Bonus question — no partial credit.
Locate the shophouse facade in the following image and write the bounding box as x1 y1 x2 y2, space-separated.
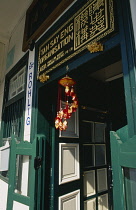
0 0 136 209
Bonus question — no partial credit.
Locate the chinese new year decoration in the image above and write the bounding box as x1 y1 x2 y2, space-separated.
55 75 78 131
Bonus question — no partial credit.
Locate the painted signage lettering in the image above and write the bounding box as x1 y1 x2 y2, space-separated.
24 51 35 142
26 68 33 125
38 0 114 78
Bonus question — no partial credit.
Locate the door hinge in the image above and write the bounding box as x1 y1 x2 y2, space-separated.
108 165 113 189
34 156 42 170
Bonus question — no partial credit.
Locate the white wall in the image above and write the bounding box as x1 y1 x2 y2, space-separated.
6 15 26 74
0 179 8 210
0 14 27 128
0 42 8 129
0 42 6 83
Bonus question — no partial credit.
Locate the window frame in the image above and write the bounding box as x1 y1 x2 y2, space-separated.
0 53 29 180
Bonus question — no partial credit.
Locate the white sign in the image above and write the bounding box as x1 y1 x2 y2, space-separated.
24 50 35 142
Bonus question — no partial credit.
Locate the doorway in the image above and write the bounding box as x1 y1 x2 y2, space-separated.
37 47 127 210
77 73 126 209
57 59 126 210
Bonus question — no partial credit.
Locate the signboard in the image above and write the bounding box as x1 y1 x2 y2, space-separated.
37 0 114 79
24 50 35 142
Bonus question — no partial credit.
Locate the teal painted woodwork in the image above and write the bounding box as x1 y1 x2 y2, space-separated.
110 130 126 210
0 53 28 181
35 135 46 209
110 126 136 210
110 0 136 208
116 0 136 137
6 135 45 210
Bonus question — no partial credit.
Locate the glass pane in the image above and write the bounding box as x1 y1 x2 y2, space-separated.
84 170 95 197
83 145 94 168
14 155 31 197
98 194 108 210
124 167 136 210
94 123 105 143
97 168 107 192
95 145 106 166
84 198 96 210
81 121 94 143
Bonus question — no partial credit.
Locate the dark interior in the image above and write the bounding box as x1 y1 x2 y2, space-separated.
38 45 127 132
76 75 127 131
69 45 127 131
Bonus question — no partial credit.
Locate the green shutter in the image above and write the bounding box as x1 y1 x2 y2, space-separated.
6 135 46 210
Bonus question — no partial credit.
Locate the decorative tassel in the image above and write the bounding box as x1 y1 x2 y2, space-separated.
55 75 78 131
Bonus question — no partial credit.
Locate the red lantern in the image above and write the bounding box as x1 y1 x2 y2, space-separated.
55 75 78 131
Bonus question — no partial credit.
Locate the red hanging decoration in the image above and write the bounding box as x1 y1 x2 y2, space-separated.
55 75 78 131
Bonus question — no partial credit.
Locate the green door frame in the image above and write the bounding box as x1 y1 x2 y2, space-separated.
110 0 136 209
110 127 136 210
117 0 136 137
6 135 46 210
7 136 37 210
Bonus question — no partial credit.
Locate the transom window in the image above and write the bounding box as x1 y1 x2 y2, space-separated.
8 66 25 100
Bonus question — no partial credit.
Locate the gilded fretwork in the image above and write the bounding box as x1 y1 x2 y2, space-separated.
38 72 49 83
87 42 103 53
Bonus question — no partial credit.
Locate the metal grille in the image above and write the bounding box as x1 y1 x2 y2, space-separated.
3 97 24 143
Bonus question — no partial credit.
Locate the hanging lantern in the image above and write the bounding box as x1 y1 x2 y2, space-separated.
55 75 78 131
